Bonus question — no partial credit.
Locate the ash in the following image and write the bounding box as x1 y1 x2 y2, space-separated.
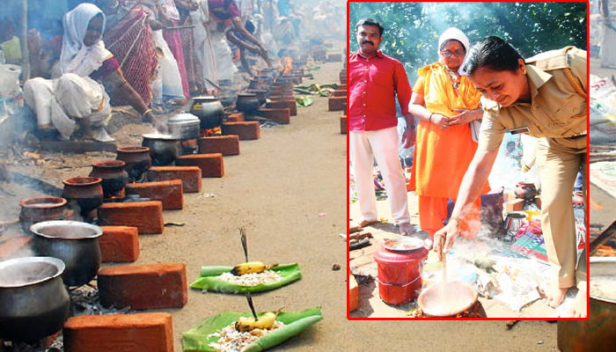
2 283 133 351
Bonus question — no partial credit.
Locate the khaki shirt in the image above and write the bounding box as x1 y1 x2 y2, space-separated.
478 47 587 152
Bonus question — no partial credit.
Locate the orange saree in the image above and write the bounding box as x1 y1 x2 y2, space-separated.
410 62 490 237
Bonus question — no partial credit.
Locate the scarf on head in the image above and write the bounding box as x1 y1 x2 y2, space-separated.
60 3 113 76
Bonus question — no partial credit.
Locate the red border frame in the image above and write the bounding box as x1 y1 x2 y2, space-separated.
346 0 591 321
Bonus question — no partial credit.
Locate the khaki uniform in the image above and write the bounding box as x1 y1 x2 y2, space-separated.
479 47 587 289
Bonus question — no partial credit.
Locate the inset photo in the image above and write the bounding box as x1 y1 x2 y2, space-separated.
347 1 589 319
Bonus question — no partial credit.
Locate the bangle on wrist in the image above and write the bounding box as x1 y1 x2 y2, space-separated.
142 108 153 117
429 113 434 124
406 124 415 130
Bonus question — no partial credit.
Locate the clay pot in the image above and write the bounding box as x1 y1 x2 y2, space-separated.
19 197 68 233
89 160 129 198
62 177 103 219
514 182 537 201
116 146 152 182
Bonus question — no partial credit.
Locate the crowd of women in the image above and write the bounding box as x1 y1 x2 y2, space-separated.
1 0 344 141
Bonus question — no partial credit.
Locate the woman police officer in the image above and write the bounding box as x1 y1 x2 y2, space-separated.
434 36 587 317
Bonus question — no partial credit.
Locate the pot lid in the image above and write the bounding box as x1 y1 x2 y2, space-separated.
168 113 199 123
142 133 178 140
193 95 220 102
374 238 429 262
383 237 425 253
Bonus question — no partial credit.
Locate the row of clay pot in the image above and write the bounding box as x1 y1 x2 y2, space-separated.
19 147 153 230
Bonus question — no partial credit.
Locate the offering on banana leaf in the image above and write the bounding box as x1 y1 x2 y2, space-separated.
182 307 323 352
192 228 301 293
190 263 301 293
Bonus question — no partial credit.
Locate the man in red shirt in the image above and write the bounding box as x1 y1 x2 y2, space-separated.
349 18 416 235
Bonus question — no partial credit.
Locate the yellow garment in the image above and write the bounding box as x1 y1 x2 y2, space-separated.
410 62 489 198
1 36 22 61
418 62 481 117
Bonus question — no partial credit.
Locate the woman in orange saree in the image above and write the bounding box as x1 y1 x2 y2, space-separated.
408 28 490 239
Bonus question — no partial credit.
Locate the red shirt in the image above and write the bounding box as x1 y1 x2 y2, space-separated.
348 50 412 131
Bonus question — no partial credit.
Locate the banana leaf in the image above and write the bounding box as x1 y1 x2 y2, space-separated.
190 263 301 293
182 307 323 352
295 96 313 107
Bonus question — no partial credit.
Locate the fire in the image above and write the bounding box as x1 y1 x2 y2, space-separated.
278 57 293 75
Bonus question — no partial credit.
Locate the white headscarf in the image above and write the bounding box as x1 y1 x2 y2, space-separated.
60 3 112 76
438 27 470 54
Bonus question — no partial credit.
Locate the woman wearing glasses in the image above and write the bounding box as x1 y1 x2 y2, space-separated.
408 28 490 240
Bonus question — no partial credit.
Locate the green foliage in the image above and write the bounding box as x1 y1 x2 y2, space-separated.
349 2 587 83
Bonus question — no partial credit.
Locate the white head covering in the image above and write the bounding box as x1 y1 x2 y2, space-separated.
438 27 470 54
60 3 112 76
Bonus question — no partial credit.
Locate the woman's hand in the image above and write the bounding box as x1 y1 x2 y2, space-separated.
431 114 450 129
447 109 481 127
401 128 416 149
433 218 461 260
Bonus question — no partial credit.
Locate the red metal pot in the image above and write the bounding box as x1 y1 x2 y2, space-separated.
373 243 429 305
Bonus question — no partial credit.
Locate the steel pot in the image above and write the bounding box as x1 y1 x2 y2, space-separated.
190 96 224 130
142 133 179 166
167 112 200 140
236 93 260 115
0 257 70 342
558 257 616 352
31 220 103 287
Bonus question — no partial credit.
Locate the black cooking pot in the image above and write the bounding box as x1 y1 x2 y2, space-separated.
0 257 70 342
142 133 180 166
246 89 268 105
236 93 260 115
31 220 103 287
190 96 224 130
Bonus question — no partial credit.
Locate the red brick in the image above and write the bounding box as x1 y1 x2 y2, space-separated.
270 87 294 96
147 166 202 193
198 135 240 156
63 313 173 352
175 153 224 178
222 121 260 140
340 115 347 135
98 201 164 234
349 274 359 312
125 180 183 210
268 93 294 100
258 108 290 124
534 196 542 209
339 70 347 84
266 100 297 116
339 83 347 90
98 263 187 310
227 112 244 122
0 236 32 258
505 199 525 212
271 81 294 90
99 226 139 263
332 89 346 97
329 96 346 111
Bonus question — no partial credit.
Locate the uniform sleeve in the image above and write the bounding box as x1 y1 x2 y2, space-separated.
413 76 425 96
393 61 412 115
568 47 587 93
477 101 507 152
